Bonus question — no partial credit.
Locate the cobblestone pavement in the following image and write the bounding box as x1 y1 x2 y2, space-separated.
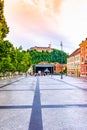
0 75 87 130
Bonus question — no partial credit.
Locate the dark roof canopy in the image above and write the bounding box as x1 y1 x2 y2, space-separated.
35 64 54 67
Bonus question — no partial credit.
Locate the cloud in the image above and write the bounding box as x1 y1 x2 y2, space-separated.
4 0 63 34
32 0 40 5
5 0 75 53
53 0 63 13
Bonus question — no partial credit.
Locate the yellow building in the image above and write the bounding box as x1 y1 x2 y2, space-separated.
67 48 80 77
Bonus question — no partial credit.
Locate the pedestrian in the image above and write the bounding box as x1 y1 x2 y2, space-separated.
25 73 27 77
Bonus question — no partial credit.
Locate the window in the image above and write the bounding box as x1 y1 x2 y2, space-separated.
81 47 84 54
86 46 87 52
86 56 87 60
86 66 87 72
54 66 56 71
82 57 84 62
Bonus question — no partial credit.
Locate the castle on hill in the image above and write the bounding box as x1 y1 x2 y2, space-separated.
30 44 52 52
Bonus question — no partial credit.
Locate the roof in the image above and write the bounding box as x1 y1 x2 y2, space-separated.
30 46 50 49
44 68 50 72
39 62 49 64
79 38 87 46
35 64 54 67
69 48 80 57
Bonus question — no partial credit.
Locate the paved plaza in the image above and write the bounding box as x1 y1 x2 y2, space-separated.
0 75 87 130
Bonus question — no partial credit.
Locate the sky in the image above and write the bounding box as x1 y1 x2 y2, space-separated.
4 0 87 54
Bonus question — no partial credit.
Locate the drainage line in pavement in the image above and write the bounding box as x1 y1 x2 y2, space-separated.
28 76 43 130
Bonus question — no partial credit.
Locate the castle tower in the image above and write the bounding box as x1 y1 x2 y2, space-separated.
48 44 51 48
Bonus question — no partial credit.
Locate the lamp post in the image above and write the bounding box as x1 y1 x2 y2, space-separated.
51 64 52 76
51 54 52 76
76 64 79 77
60 41 63 79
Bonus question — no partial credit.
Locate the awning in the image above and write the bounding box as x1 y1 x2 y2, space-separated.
44 68 50 73
35 64 54 67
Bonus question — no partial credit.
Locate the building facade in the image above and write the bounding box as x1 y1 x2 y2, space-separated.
67 48 80 77
53 62 67 74
79 38 87 77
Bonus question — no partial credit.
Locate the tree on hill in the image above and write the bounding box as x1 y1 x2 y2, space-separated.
28 48 68 64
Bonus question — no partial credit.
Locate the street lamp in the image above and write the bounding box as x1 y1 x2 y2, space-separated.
51 64 52 76
60 41 63 79
50 54 52 76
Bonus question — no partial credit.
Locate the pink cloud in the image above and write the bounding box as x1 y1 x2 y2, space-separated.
5 0 63 34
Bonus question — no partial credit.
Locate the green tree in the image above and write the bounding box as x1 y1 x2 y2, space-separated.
20 52 32 72
28 49 68 64
0 40 14 59
15 48 32 73
0 56 16 73
0 40 16 73
0 0 9 40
